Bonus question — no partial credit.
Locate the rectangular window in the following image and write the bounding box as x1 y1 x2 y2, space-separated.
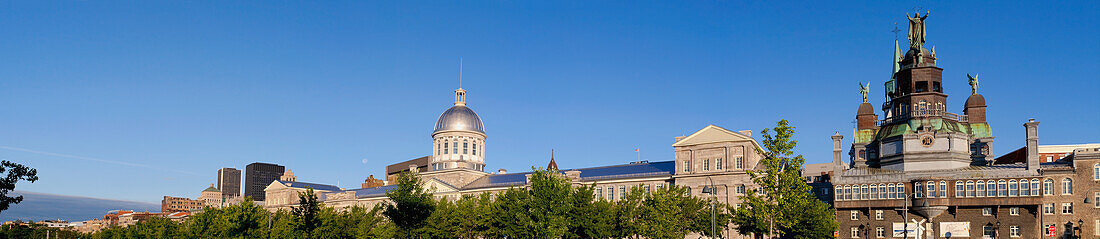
1043 203 1054 214
619 186 626 200
983 225 994 238
1009 207 1019 215
915 183 923 198
683 160 691 172
1010 226 1020 237
851 227 859 238
737 185 746 194
716 158 723 170
643 184 651 194
1062 203 1073 214
596 188 603 200
875 210 883 220
876 227 885 238
608 187 615 200
1095 192 1100 208
736 156 744 169
982 207 992 216
703 159 710 171
851 211 859 220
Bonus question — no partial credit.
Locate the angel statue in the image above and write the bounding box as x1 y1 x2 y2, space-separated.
859 82 869 103
967 73 979 94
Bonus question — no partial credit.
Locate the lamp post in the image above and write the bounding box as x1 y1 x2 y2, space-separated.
701 176 717 239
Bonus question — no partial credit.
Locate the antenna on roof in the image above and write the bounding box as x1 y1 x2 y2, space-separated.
459 58 463 89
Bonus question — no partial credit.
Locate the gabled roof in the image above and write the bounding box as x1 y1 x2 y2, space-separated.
672 125 762 152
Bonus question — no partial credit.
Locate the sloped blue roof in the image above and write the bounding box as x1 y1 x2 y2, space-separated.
345 185 399 198
276 180 342 191
462 161 675 189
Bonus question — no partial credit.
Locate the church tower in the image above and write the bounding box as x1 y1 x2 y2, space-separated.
849 12 994 171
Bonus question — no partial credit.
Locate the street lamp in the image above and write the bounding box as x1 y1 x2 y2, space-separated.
701 176 717 239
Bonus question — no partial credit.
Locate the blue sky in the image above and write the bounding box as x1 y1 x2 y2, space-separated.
1 1 1097 203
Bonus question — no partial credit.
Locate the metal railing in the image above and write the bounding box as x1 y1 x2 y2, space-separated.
876 110 969 126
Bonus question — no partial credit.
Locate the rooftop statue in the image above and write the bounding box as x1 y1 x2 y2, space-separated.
907 11 929 50
967 73 979 94
859 82 869 103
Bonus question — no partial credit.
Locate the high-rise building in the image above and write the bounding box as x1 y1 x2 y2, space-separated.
217 168 241 197
244 162 285 201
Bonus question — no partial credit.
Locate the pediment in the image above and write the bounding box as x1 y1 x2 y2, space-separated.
424 178 460 193
672 125 754 147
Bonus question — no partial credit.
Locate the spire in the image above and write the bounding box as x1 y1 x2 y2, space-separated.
892 39 902 78
547 149 559 171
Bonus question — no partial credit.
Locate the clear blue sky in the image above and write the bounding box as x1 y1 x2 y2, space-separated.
1 1 1096 203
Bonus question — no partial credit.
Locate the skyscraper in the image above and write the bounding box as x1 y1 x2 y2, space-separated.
244 162 285 201
217 167 242 197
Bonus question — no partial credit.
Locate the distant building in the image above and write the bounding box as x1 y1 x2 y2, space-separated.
117 211 160 227
217 167 242 197
361 175 384 188
279 169 297 182
245 162 285 201
161 196 202 213
385 156 429 184
802 162 841 204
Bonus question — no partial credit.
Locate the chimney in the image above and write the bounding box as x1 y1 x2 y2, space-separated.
1024 119 1040 171
497 168 507 174
738 130 752 138
831 132 845 172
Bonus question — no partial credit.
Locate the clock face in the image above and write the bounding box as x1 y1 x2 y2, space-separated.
920 135 935 147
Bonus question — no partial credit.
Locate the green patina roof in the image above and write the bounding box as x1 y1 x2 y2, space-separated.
870 118 992 141
203 185 220 192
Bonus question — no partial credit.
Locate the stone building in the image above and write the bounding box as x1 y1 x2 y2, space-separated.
161 196 202 213
263 86 768 239
828 13 1099 239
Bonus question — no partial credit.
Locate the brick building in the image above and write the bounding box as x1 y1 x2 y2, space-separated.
827 13 1098 239
160 196 202 213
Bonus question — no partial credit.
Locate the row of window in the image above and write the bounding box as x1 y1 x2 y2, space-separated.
835 178 1076 201
436 138 483 157
850 225 1021 238
682 156 744 173
595 183 664 201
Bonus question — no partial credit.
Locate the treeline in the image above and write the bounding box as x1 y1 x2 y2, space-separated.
79 168 731 239
7 120 836 239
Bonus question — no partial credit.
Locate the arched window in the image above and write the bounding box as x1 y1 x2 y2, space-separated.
861 185 869 200
443 140 449 154
986 180 996 197
835 186 843 201
1094 163 1099 180
436 141 441 155
955 181 964 197
926 181 935 198
844 186 852 200
939 181 947 197
997 180 1007 197
880 183 888 199
870 185 878 200
1008 180 1018 197
472 142 477 155
915 183 923 198
887 184 896 199
976 181 986 197
1043 179 1054 195
966 181 975 197
1062 178 1072 195
1030 179 1040 196
1019 180 1029 196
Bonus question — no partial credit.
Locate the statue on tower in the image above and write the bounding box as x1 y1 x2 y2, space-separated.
859 82 870 103
967 73 980 94
907 11 929 50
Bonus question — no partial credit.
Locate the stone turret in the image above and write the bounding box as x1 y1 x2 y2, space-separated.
1024 119 1040 171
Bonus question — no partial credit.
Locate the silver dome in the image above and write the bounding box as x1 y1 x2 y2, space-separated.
434 105 485 134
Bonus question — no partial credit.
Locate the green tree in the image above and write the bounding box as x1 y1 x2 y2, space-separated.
732 119 837 238
564 184 614 239
293 187 323 236
0 160 38 212
383 171 435 238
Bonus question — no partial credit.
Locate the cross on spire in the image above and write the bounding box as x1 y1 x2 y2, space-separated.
891 22 902 40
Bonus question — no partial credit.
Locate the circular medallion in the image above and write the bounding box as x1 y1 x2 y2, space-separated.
920 135 934 147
